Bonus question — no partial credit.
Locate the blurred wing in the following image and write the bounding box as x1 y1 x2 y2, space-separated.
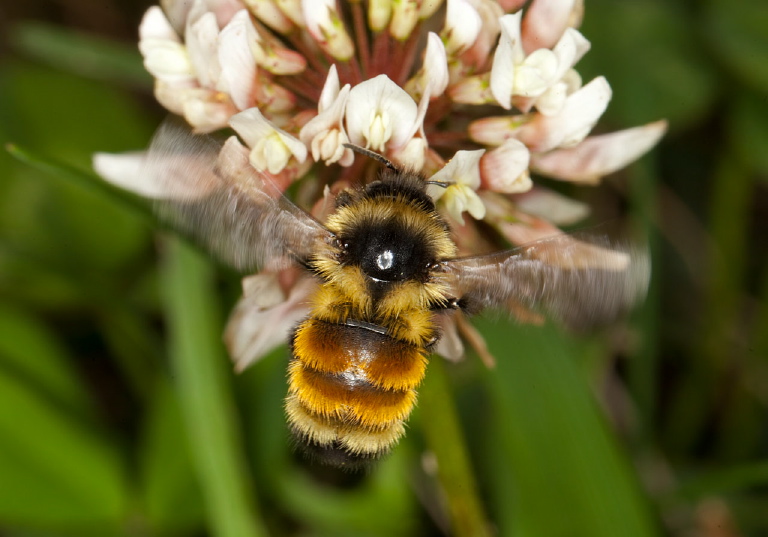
444 233 650 331
145 119 331 271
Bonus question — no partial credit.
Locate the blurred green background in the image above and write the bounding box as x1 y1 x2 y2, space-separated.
1 0 767 535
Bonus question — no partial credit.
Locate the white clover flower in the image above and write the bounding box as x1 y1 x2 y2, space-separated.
299 65 354 166
302 0 354 60
427 150 487 223
345 75 418 152
441 0 482 56
95 0 667 366
229 107 307 174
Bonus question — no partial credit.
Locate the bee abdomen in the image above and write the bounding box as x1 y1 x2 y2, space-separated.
287 318 428 467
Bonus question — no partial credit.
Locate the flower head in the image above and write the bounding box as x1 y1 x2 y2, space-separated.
96 0 666 366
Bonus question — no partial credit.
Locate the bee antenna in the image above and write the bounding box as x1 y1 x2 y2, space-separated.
424 180 450 189
343 143 399 172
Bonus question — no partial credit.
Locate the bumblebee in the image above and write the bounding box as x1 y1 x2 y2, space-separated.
147 121 648 469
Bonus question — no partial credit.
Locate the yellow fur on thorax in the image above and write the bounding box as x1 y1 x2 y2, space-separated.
307 193 456 345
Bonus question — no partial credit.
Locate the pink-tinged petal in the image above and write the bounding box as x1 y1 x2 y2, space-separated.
252 38 307 75
154 79 196 115
238 10 306 75
434 315 464 362
468 113 530 146
448 73 495 105
515 76 611 152
457 0 503 69
217 10 257 110
497 0 526 11
521 0 576 52
368 0 392 31
345 75 418 151
389 0 419 41
480 138 532 193
481 189 559 242
209 0 247 26
512 186 589 225
253 75 297 112
489 12 523 110
186 9 221 88
442 0 482 56
181 88 238 133
302 0 354 60
531 119 668 183
215 135 258 189
230 107 308 173
243 0 294 33
496 215 563 246
226 273 314 372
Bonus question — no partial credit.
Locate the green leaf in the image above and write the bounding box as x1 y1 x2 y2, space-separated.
478 320 659 537
0 310 129 530
140 379 206 535
275 453 419 537
677 461 768 499
705 0 768 93
0 305 93 421
727 89 768 177
580 0 719 129
0 61 153 283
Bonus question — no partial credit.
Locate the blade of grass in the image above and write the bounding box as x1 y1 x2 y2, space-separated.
9 21 151 87
420 356 492 537
676 461 768 500
479 320 659 537
161 236 267 537
5 143 153 221
6 143 241 274
627 155 661 438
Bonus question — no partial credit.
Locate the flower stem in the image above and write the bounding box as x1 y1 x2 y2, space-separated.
161 236 268 537
420 357 493 537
